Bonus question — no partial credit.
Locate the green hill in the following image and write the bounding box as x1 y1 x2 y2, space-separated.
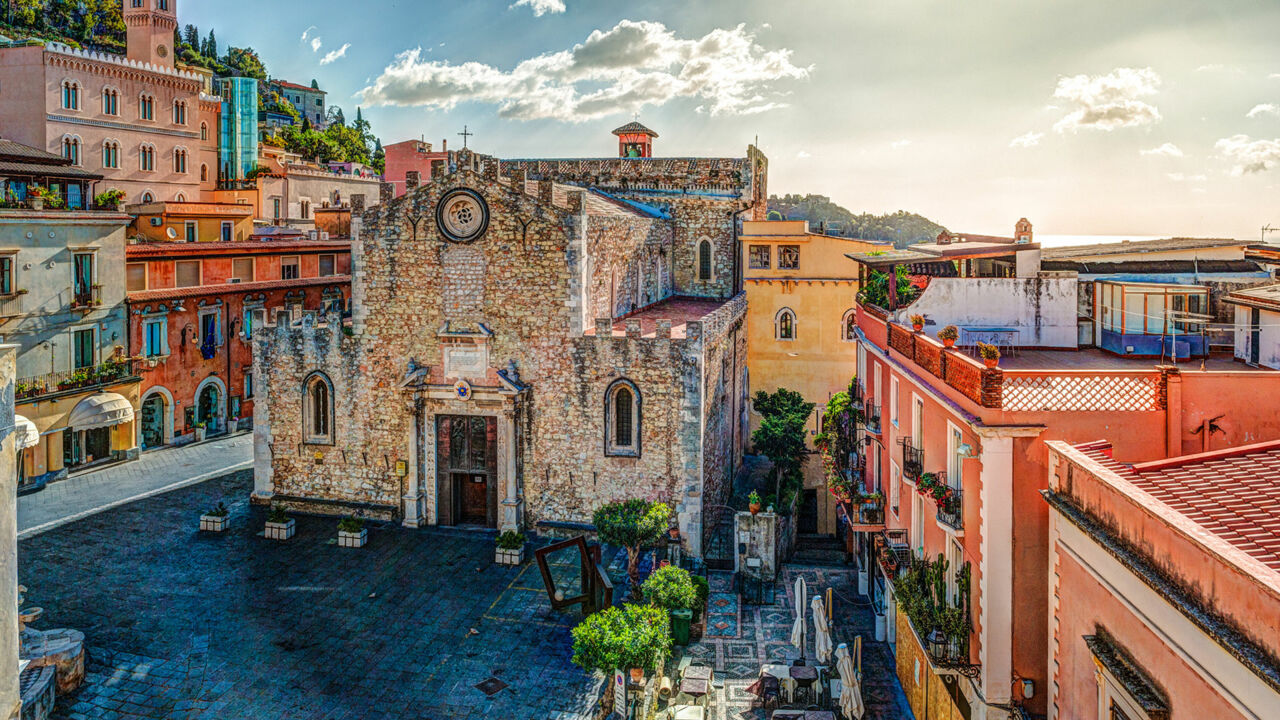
768 194 947 248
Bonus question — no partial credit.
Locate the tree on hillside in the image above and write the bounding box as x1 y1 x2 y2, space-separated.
183 24 199 48
223 46 266 81
202 29 216 59
310 79 319 90
326 106 346 127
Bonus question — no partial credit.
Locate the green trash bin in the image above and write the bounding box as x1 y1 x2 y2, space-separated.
670 608 693 646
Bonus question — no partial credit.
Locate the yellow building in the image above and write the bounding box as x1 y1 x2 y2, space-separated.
741 220 888 532
127 201 255 243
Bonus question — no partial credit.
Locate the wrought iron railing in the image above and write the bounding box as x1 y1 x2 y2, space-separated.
0 293 23 317
857 495 885 525
936 485 963 531
15 358 138 401
900 438 923 481
71 284 102 310
863 401 882 434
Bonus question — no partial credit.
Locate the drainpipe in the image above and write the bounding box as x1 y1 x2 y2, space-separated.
224 301 234 430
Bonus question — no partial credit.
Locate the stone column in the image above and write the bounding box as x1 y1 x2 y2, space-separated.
251 338 274 502
0 345 19 720
402 392 424 528
499 406 522 531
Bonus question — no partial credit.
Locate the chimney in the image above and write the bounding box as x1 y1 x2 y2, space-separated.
442 139 448 152
405 171 420 192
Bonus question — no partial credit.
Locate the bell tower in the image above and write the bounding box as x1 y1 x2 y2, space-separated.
124 0 178 68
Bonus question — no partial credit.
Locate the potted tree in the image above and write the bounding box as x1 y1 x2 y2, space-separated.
641 565 698 646
977 342 1000 368
937 325 959 348
571 604 672 712
494 530 526 565
200 501 230 532
264 505 295 540
193 422 206 442
337 517 367 548
748 490 762 515
94 188 126 211
910 314 925 332
592 499 672 594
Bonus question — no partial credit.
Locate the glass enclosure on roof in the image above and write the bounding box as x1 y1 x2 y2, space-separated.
1095 280 1210 358
219 77 259 182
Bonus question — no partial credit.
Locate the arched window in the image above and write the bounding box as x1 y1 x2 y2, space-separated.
61 81 79 110
303 372 334 444
842 309 857 341
776 308 796 340
101 140 119 169
62 136 80 165
605 379 641 457
172 100 186 125
697 239 712 281
139 93 154 121
200 164 208 182
200 122 208 141
175 193 186 202
140 144 155 171
173 147 187 174
102 88 118 115
141 191 154 203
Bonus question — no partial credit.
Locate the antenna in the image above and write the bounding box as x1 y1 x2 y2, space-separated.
1263 225 1279 245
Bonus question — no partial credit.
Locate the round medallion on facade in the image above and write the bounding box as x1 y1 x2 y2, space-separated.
453 379 472 401
436 188 489 243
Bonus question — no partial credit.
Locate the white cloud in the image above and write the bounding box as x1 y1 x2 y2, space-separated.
795 150 811 159
356 20 811 121
1165 173 1206 182
310 37 322 53
510 0 565 16
300 26 318 42
1140 142 1183 157
1270 73 1280 80
1215 134 1280 175
1051 67 1162 133
890 139 911 149
1009 131 1043 148
320 43 351 66
1246 103 1280 119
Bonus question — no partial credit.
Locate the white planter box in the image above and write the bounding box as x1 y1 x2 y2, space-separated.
495 546 525 565
338 529 367 548
199 514 228 532
265 519 295 541
228 419 239 434
194 428 206 442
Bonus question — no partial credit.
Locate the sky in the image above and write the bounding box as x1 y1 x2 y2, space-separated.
183 0 1280 239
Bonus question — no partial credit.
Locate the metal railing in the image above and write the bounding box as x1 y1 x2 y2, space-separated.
863 401 882 434
71 284 102 310
899 438 923 481
0 293 23 317
936 485 963 531
16 358 138 401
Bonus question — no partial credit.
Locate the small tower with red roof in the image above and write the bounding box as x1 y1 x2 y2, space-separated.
613 121 658 158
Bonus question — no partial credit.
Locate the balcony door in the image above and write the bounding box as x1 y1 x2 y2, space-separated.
72 328 95 370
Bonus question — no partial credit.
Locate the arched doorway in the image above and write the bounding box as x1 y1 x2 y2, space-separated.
197 383 222 434
139 391 170 449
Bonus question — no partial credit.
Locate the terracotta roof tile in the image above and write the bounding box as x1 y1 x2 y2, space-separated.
127 275 350 303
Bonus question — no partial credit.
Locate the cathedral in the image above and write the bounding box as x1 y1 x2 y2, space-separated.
251 123 767 555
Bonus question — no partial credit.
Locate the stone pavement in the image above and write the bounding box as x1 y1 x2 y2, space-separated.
681 565 913 720
19 471 606 720
18 433 253 537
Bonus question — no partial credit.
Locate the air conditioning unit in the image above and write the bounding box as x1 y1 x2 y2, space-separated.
319 232 329 241
149 217 163 226
228 278 241 284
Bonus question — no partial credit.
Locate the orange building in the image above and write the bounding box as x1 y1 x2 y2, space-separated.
1046 439 1280 720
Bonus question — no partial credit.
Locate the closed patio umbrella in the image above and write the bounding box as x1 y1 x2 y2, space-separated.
790 575 807 660
812 595 833 664
835 642 864 720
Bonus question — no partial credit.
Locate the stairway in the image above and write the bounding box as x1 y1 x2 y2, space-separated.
791 533 848 566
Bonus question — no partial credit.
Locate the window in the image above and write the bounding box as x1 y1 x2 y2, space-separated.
890 377 899 427
200 164 208 182
697 239 712 281
947 423 964 487
102 88 118 115
172 100 186 125
62 136 80 165
778 245 800 269
198 310 220 359
173 148 187 174
303 373 334 444
126 262 147 292
139 94 154 120
232 258 254 283
158 0 168 9
175 193 186 203
183 222 196 243
946 540 962 603
912 396 923 446
775 308 796 340
842 309 857 341
221 221 232 242
911 492 924 553
244 372 253 399
0 256 12 295
318 254 335 277
72 252 94 305
605 379 640 456
316 98 322 106
141 191 154 203
143 318 167 356
272 198 281 219
72 328 94 369
61 81 79 110
748 244 770 269
140 145 155 171
274 308 291 326
102 141 119 169
243 307 265 338
890 461 901 515
175 260 201 288
200 122 208 141
281 256 299 280
300 200 310 218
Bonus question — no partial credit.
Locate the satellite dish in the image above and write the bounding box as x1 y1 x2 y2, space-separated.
165 227 177 239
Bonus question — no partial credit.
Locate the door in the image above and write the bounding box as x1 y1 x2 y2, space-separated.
140 394 166 448
72 328 94 369
458 473 489 525
185 222 196 243
436 415 496 527
798 489 819 534
1250 308 1261 365
198 385 220 432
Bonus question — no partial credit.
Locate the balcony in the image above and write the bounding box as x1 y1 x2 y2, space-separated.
0 292 24 318
16 358 139 401
936 485 963 531
70 284 102 311
899 438 923 481
863 401 882 435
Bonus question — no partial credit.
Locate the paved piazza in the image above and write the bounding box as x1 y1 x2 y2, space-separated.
19 471 604 720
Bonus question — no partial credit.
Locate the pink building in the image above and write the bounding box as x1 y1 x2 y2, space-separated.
383 138 449 197
842 228 1280 719
1046 439 1280 719
0 0 218 205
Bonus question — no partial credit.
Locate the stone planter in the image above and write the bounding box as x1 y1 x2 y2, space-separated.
338 528 367 548
265 519 295 541
194 427 206 442
200 514 229 532
495 546 525 565
227 419 239 434
28 197 44 211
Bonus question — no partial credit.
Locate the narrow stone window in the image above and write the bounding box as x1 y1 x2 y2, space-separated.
303 372 334 445
698 239 712 281
605 379 640 456
776 308 796 340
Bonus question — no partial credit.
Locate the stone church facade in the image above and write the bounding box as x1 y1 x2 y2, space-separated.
252 138 767 555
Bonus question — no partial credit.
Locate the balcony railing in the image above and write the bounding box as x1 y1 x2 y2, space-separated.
863 401 882 435
71 284 102 311
899 438 923 481
16 358 138 401
0 293 23 318
936 485 963 531
857 494 885 525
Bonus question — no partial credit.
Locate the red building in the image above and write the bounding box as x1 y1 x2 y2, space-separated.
125 237 351 448
383 138 450 198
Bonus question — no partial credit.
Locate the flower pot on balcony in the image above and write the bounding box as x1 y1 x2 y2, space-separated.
749 502 761 515
942 338 955 348
28 197 43 211
983 357 998 369
912 323 923 332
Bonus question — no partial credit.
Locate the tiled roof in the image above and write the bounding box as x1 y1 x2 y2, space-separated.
1044 237 1245 259
0 138 66 163
126 239 351 259
1078 441 1280 571
272 80 325 94
0 161 102 180
127 274 350 303
1224 283 1280 311
612 121 658 137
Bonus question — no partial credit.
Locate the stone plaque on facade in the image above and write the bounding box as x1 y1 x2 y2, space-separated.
444 343 487 379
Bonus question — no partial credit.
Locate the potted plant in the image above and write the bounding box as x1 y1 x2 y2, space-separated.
937 325 959 348
227 416 240 434
494 530 526 565
748 490 762 515
977 341 1000 368
570 604 671 703
337 516 367 548
200 501 230 532
909 314 925 332
26 185 49 211
264 504 294 540
193 422 206 442
641 565 697 645
94 189 126 211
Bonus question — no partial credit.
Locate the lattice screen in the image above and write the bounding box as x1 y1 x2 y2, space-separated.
1000 374 1160 412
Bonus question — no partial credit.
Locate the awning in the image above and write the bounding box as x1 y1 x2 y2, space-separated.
13 415 38 450
68 393 134 431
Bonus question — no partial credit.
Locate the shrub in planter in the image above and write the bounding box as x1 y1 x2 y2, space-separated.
641 565 697 611
977 342 1000 367
690 573 710 623
264 504 294 540
937 325 959 347
200 501 230 532
495 530 526 565
909 314 925 331
94 189 126 210
337 516 367 548
571 604 671 677
748 490 762 515
193 422 207 441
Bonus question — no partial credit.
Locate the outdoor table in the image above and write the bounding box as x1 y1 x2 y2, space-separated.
679 677 710 704
671 705 705 720
683 665 712 681
804 711 836 720
769 711 805 720
762 664 796 703
789 664 819 704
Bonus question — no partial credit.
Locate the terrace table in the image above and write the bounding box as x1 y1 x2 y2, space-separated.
961 326 1019 357
680 665 712 706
